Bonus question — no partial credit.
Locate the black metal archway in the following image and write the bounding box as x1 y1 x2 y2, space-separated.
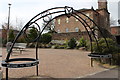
2 6 111 80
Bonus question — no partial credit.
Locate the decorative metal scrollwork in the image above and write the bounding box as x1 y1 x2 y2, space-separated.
64 6 73 18
24 22 41 42
42 11 52 23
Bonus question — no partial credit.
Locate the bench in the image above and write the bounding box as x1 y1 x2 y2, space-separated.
6 42 27 54
13 43 27 53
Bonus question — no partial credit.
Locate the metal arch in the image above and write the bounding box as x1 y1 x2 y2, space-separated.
70 14 93 52
71 13 100 53
6 7 72 60
4 7 73 80
2 6 111 80
74 10 110 51
27 7 69 23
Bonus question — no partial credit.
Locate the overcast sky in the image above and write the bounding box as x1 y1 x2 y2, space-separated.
0 0 119 29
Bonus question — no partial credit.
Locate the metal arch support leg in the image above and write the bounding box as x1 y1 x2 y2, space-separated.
6 68 8 80
35 42 39 76
36 65 39 76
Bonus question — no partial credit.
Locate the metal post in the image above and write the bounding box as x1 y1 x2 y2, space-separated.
7 3 11 42
6 3 11 80
36 42 39 76
36 65 39 76
6 68 8 80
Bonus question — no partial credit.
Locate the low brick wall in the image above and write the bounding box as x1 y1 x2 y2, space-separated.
52 32 89 40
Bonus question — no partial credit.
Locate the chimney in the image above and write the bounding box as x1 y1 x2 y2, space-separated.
98 0 107 10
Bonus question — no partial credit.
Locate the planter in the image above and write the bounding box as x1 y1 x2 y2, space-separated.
88 53 112 67
88 53 112 58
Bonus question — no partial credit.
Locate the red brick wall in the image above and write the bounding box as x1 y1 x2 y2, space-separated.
54 10 96 33
96 9 110 32
52 32 89 40
0 30 2 38
111 27 120 35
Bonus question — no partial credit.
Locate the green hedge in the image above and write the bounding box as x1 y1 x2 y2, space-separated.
92 38 120 65
92 38 118 54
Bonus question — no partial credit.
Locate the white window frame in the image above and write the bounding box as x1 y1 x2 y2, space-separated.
66 28 69 32
58 29 60 33
86 13 90 17
75 27 79 32
58 19 60 24
66 18 69 23
75 16 79 21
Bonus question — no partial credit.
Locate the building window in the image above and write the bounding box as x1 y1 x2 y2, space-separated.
66 18 69 23
106 17 108 22
75 16 79 21
54 19 56 23
58 19 60 24
66 28 69 32
86 13 90 17
75 27 79 32
58 29 60 33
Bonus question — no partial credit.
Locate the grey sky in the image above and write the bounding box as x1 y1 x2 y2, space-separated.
0 0 119 29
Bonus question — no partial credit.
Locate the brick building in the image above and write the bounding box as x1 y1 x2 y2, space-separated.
111 26 120 44
0 29 2 38
52 0 110 40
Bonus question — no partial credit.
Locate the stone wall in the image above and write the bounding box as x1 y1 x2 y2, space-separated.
52 32 89 40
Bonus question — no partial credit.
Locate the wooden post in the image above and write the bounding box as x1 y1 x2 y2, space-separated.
91 58 93 67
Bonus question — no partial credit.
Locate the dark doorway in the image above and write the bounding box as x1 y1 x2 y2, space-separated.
116 35 120 44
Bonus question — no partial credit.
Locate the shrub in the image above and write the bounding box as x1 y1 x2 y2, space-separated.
8 29 15 42
51 44 59 49
68 38 77 49
92 38 120 65
92 38 118 55
16 36 26 43
79 37 87 47
27 43 35 48
2 38 7 47
27 27 38 42
112 53 120 65
40 33 52 44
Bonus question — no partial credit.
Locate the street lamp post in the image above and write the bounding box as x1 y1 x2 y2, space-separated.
6 3 11 80
7 3 11 42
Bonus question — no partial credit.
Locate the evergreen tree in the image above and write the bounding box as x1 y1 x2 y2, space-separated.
28 26 38 42
8 29 15 42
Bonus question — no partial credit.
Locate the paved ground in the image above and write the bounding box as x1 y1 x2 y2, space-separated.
1 48 113 79
84 68 119 78
0 47 2 80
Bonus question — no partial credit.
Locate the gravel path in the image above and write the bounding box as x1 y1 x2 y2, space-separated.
2 48 106 78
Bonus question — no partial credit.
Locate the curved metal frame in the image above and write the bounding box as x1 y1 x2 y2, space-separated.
2 58 39 68
2 6 111 80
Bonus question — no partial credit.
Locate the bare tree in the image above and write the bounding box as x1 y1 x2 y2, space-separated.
42 20 54 31
2 22 14 29
15 17 25 31
42 14 56 33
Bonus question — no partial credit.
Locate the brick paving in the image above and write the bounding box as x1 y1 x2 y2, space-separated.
2 48 107 78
